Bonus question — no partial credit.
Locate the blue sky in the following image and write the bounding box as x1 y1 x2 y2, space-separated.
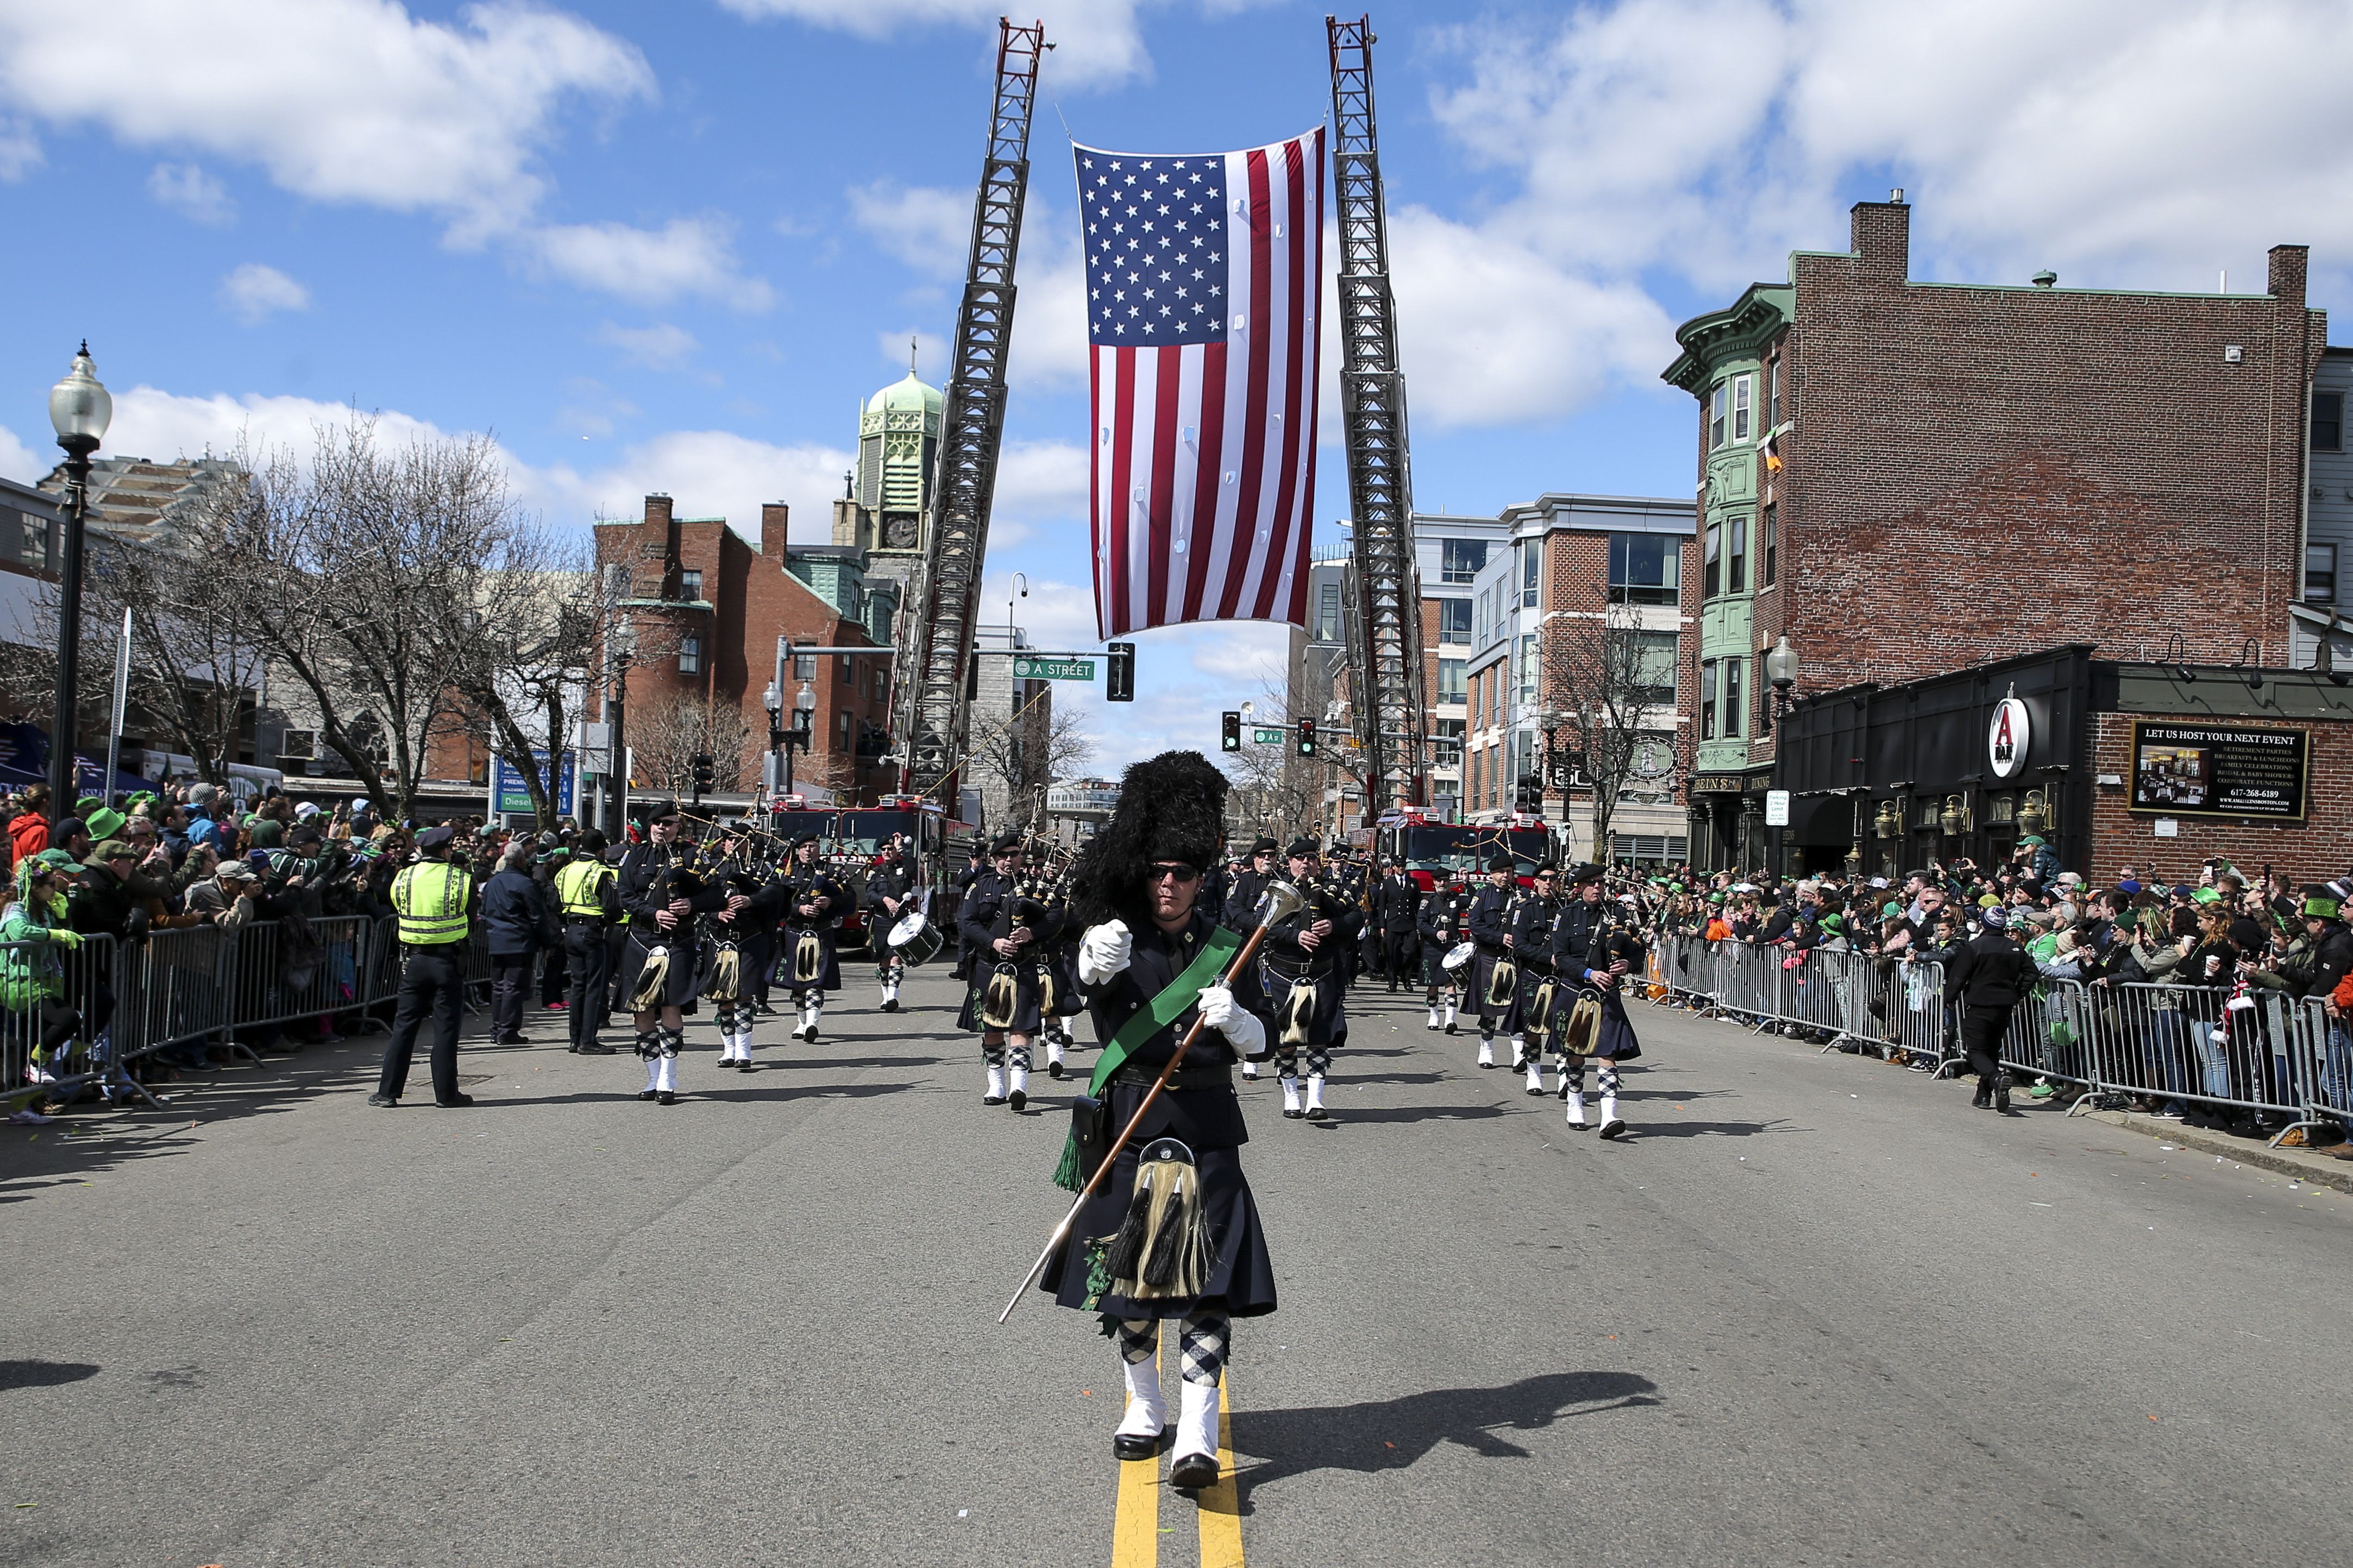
2 0 2347 771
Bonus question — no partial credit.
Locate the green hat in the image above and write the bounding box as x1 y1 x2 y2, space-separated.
84 806 127 840
1978 893 2000 909
2191 886 2222 904
90 838 135 861
1881 901 1903 919
74 796 102 816
2303 897 2341 919
34 848 78 870
1818 913 1844 933
2019 835 2045 846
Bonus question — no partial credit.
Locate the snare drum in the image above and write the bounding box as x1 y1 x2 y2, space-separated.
1441 941 1477 974
887 911 945 966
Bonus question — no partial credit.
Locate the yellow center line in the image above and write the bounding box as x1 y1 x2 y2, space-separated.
1109 1339 1162 1567
1196 1370 1245 1567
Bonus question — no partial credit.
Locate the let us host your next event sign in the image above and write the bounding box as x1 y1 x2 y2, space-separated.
2129 721 2310 822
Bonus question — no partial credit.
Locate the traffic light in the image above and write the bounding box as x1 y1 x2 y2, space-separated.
1106 641 1136 702
1296 717 1316 757
1221 710 1242 752
691 752 714 799
1516 774 1543 816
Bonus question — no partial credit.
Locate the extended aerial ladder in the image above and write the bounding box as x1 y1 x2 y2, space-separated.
1326 14 1428 815
892 18 1047 809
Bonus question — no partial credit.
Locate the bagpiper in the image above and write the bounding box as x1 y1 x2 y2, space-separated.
1510 863 1564 1094
1257 837 1359 1121
780 834 847 1043
1417 866 1473 1032
1220 835 1277 1078
708 826 789 1072
956 833 1065 1109
613 804 721 1105
1041 750 1278 1494
1465 854 1521 1069
1551 876 1646 1138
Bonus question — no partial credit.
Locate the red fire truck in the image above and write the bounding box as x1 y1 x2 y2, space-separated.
1373 811 1553 891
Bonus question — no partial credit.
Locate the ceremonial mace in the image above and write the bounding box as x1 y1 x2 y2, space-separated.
997 878 1305 1324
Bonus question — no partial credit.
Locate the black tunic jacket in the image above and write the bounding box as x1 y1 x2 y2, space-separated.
1079 908 1275 1150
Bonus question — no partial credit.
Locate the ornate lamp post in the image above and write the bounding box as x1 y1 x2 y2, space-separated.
1763 635 1800 881
46 344 110 810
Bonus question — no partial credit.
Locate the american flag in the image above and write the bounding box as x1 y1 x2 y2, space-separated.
1076 129 1323 637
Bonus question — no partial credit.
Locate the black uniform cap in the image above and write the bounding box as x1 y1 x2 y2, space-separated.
1248 835 1278 855
1487 853 1516 872
416 826 456 852
644 801 679 823
1567 862 1604 884
1287 836 1321 860
991 832 1024 854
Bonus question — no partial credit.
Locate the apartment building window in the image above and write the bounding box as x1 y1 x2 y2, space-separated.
1438 658 1466 703
1439 598 1472 644
795 652 817 681
1765 358 1780 429
1434 716 1465 768
1721 657 1743 738
1521 540 1541 607
1727 515 1748 595
1517 633 1538 703
15 510 47 569
837 710 852 749
2316 391 2344 451
1608 533 1680 606
1699 660 1717 740
680 569 702 601
1441 538 1488 584
1702 522 1722 600
1317 580 1342 641
677 634 702 675
1710 383 1728 449
873 670 887 702
1760 502 1777 587
1732 373 1753 443
1630 632 1678 707
2307 543 2337 604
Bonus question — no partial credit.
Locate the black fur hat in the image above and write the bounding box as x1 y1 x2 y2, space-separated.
1069 750 1228 930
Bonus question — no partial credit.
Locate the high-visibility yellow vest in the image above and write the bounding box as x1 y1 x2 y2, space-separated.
392 861 473 946
555 859 615 918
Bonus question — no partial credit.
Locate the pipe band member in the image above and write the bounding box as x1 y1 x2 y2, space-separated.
956 832 1064 1109
613 803 722 1105
1258 837 1359 1122
1466 854 1522 1069
1511 864 1564 1094
781 835 846 1044
708 827 789 1070
1417 866 1473 1034
1041 750 1277 1494
865 834 917 1012
1219 835 1278 1078
1549 872 1646 1139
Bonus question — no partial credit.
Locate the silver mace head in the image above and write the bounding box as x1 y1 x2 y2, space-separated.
1255 879 1306 929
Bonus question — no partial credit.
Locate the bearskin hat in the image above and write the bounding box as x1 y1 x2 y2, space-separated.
1068 750 1228 931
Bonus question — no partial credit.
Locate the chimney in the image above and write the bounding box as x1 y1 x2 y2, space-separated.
2268 244 2308 308
1850 194 1910 281
761 501 791 564
643 492 673 529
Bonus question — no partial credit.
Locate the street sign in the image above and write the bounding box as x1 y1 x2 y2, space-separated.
1251 727 1285 746
1764 789 1791 827
493 750 575 817
1013 656 1096 681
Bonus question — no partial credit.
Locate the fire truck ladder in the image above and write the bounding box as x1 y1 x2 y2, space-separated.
895 17 1047 802
1327 13 1427 814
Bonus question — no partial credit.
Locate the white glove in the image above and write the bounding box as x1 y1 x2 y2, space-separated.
1196 984 1266 1058
1077 920 1133 985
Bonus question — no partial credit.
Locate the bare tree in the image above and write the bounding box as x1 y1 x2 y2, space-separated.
1540 601 1679 856
444 550 602 830
967 696 1094 828
629 691 752 797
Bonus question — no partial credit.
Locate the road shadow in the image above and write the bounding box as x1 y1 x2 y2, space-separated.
1230 1370 1659 1508
1627 1117 1801 1139
0 1359 101 1390
1309 1103 1534 1126
483 1081 921 1109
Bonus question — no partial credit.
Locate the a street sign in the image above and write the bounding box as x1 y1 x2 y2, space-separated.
1251 727 1285 746
1013 656 1096 681
1764 789 1791 827
493 750 575 817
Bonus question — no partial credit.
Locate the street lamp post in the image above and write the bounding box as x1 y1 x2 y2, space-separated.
607 620 636 837
1538 707 1565 834
1764 634 1800 882
785 680 816 799
46 343 110 810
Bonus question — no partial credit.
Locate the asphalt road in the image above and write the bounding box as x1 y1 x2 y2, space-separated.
6 964 2349 1568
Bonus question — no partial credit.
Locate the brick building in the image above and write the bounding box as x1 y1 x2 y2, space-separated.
590 494 898 807
1664 193 2327 873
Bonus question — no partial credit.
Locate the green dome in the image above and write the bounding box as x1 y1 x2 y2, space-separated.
865 370 942 420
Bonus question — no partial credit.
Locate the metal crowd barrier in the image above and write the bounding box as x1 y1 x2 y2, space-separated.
1643 933 2349 1145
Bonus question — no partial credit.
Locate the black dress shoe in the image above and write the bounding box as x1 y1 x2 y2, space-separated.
1113 1431 1162 1462
1971 1084 1993 1109
638 1089 658 1101
880 998 899 1012
983 1093 1007 1106
436 1093 475 1108
1306 1104 1331 1121
493 1033 526 1046
1282 1107 1305 1119
1048 1060 1065 1080
657 1091 677 1105
366 1092 398 1107
566 1044 579 1054
1169 1452 1219 1490
736 1060 754 1073
579 1043 616 1055
1008 1089 1028 1112
1597 1117 1627 1140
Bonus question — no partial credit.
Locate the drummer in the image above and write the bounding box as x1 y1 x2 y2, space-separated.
1416 866 1475 1034
865 833 919 1012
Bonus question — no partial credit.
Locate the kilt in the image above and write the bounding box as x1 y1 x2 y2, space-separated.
1470 947 1523 1028
616 928 702 1012
1257 956 1345 1048
1552 980 1644 1062
957 959 1052 1034
781 924 840 994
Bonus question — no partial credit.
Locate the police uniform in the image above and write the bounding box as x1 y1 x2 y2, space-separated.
1219 837 1279 1077
614 810 724 1103
1510 877 1564 1092
1258 838 1359 1120
779 839 848 1043
1370 865 1423 992
1417 875 1474 1031
1465 858 1522 1068
1550 880 1646 1138
369 827 477 1107
553 835 620 1054
864 847 918 1010
708 850 790 1069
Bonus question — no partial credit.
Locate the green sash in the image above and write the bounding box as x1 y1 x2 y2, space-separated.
1052 923 1243 1191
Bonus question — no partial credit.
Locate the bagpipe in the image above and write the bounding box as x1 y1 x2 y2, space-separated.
979 829 1077 1029
1483 886 1526 1012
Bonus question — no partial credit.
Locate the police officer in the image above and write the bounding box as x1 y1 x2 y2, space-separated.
1370 858 1422 992
1943 904 2031 1112
369 825 478 1108
1465 854 1520 1069
865 834 918 1011
1221 837 1278 933
554 829 620 1053
1417 866 1474 1032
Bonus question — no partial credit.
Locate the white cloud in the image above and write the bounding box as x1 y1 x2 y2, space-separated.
0 2 772 308
0 117 42 180
218 262 311 324
719 0 1151 89
849 182 1088 389
846 181 970 277
148 161 235 225
993 439 1089 524
523 217 774 310
0 421 44 483
595 322 699 370
875 330 950 381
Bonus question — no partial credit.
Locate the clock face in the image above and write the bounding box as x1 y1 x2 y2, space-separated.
883 514 920 550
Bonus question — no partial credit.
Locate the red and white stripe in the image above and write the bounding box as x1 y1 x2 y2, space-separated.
1089 129 1323 638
